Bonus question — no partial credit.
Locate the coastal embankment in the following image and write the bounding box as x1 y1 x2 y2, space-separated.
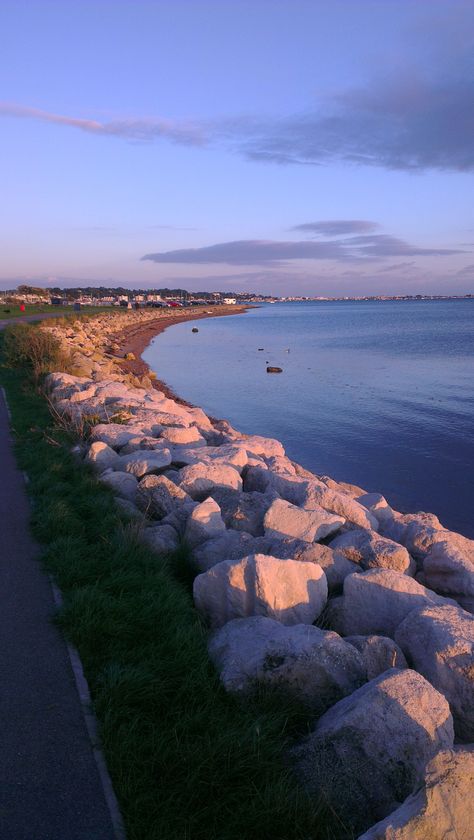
37 306 474 838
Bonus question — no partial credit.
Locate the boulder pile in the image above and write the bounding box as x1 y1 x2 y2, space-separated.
45 311 474 838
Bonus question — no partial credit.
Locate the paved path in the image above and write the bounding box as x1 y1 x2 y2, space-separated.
0 389 121 840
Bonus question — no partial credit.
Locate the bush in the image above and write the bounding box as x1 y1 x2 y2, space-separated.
3 323 71 379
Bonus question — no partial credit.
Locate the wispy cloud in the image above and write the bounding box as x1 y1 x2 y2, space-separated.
3 11 474 173
0 102 207 146
141 235 462 266
291 220 379 237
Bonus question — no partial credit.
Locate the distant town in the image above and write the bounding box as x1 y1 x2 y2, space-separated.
0 284 472 308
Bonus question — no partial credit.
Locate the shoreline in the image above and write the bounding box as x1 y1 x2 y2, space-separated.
112 304 251 410
41 309 474 838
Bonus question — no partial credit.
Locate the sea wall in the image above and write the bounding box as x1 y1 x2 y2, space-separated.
44 311 474 838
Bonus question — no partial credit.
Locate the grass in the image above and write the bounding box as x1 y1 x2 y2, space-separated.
0 304 116 319
0 338 346 840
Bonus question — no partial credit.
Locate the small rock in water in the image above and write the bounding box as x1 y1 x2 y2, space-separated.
267 366 283 373
192 327 199 333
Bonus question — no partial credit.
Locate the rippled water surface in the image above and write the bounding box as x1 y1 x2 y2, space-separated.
143 300 474 537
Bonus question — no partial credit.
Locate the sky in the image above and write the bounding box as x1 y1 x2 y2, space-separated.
1 0 473 296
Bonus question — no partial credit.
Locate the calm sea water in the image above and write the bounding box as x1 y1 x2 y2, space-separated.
143 300 474 538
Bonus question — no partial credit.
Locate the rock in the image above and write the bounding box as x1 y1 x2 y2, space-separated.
395 604 474 740
318 475 367 498
380 512 444 554
235 434 285 459
301 481 378 530
184 497 226 548
119 435 167 455
345 635 408 680
266 366 282 373
142 523 180 554
339 569 455 638
136 474 191 518
159 425 206 446
160 501 197 537
209 488 276 536
356 492 395 528
193 553 328 628
263 498 345 543
323 595 346 634
358 747 474 840
423 534 474 610
243 465 307 503
170 444 248 471
117 448 172 478
84 441 120 473
264 455 297 476
292 669 454 834
115 498 144 519
177 463 243 499
92 424 141 452
99 469 138 502
191 530 268 572
329 529 413 574
209 616 365 713
265 539 358 592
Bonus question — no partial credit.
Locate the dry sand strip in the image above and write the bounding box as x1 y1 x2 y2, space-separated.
0 388 124 840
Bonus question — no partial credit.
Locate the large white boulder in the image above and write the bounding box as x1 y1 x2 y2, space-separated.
395 604 474 741
84 441 120 473
100 469 138 502
243 466 307 504
193 553 328 628
344 635 408 680
423 533 474 612
234 434 285 459
379 512 444 556
293 669 454 834
301 481 378 530
142 523 179 554
90 423 145 450
339 569 455 638
358 747 474 840
159 425 206 446
184 497 226 548
117 448 172 478
177 462 243 499
263 498 345 543
191 530 267 572
209 488 276 536
265 539 358 592
136 474 191 519
329 529 413 574
209 616 365 713
169 443 248 472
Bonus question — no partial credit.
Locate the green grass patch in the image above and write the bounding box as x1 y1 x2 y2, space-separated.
0 304 115 319
0 342 346 840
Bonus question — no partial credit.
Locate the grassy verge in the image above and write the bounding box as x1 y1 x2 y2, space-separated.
0 339 344 840
0 304 115 319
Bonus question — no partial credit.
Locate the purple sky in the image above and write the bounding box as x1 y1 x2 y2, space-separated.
0 0 473 295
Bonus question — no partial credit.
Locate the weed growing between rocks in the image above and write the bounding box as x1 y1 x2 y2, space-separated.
0 339 346 840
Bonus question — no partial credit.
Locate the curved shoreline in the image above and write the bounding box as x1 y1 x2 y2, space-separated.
112 304 251 410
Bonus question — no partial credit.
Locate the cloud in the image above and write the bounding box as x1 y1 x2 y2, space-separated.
0 102 207 146
3 11 474 173
291 220 379 236
142 235 462 266
380 261 417 273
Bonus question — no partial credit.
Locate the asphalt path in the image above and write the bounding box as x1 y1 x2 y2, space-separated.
0 336 121 837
